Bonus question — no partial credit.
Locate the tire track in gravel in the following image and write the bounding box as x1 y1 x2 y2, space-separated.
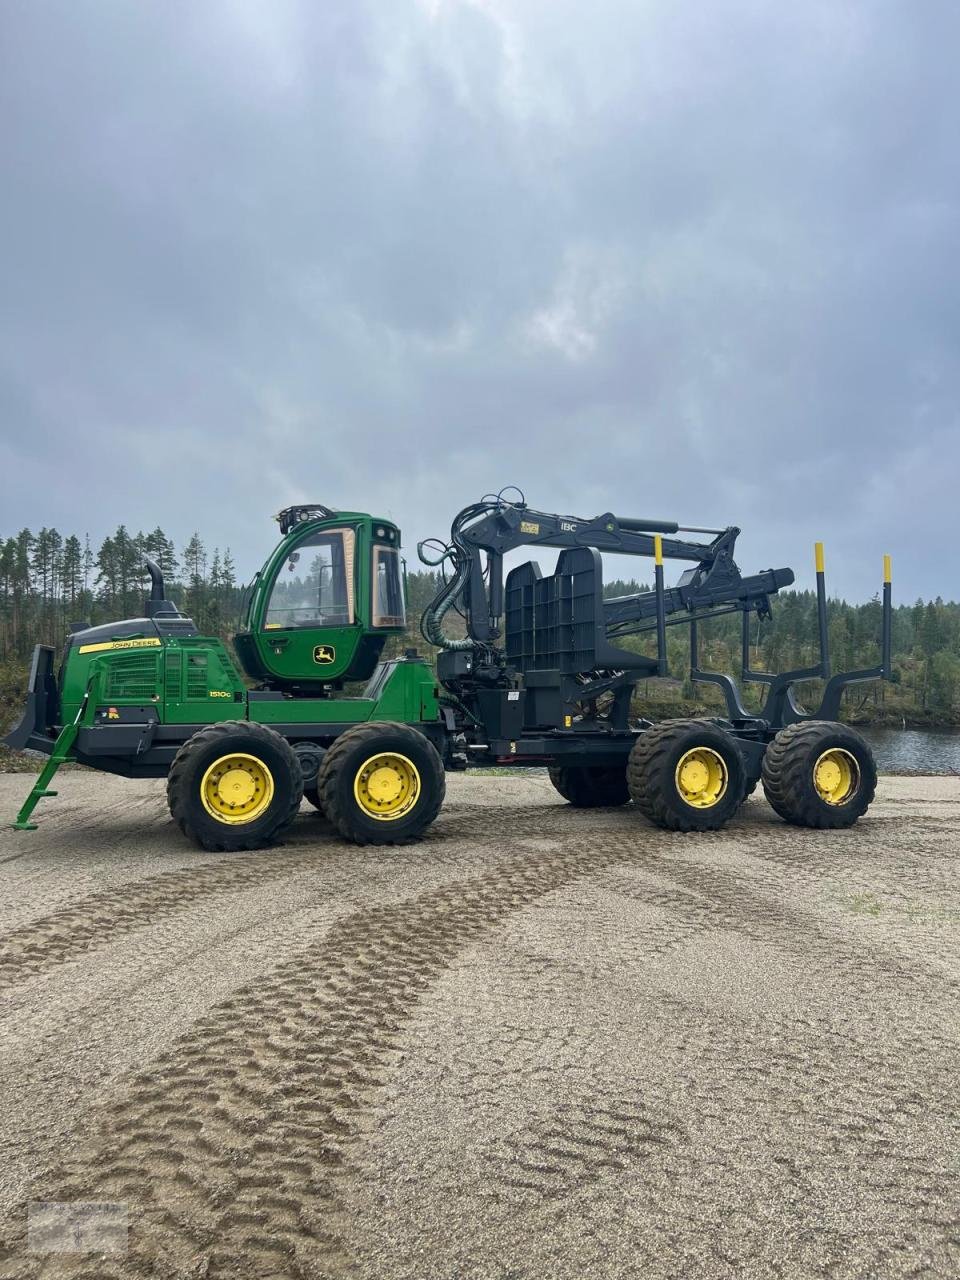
0 835 646 1280
0 802 652 994
0 847 341 992
636 993 960 1277
601 854 960 1004
343 857 959 1279
0 894 345 1219
446 891 959 1277
482 1096 682 1207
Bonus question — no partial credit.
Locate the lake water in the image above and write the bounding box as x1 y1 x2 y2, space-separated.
859 727 960 774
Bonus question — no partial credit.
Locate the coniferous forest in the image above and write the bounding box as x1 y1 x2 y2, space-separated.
2 524 960 736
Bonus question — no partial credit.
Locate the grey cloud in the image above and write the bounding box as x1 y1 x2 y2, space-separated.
1 0 958 600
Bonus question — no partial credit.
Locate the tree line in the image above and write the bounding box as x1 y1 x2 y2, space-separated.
2 525 959 724
0 525 241 654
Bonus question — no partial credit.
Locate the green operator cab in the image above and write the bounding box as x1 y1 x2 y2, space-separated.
235 506 408 692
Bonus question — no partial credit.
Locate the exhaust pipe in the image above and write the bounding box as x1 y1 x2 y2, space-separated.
142 555 177 618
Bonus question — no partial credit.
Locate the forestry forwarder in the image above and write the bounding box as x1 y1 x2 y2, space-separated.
5 492 893 850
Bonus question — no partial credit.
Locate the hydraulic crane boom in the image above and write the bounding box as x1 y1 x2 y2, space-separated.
419 494 793 652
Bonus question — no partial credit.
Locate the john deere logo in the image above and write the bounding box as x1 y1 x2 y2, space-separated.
313 644 336 665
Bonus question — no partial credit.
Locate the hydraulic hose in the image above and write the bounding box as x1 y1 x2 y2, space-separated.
418 536 476 652
418 497 508 652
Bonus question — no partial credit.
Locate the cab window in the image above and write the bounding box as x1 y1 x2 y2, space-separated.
372 546 405 627
265 529 355 628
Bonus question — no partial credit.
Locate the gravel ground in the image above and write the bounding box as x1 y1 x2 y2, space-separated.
0 772 958 1280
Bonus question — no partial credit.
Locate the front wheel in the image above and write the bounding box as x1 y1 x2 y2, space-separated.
627 719 745 832
167 721 304 851
761 721 877 828
316 722 445 845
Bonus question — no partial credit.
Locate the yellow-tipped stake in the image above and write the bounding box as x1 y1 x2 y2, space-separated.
814 541 829 676
653 535 667 675
881 554 892 672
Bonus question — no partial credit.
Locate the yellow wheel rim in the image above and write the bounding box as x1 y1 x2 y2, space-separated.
813 748 859 806
201 753 274 825
675 746 728 809
353 752 420 821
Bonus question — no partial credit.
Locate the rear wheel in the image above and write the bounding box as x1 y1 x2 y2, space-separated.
317 721 445 845
548 765 630 808
167 721 303 851
761 720 876 828
627 719 745 832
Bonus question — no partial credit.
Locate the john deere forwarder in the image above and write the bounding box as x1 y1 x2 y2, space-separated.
5 492 893 850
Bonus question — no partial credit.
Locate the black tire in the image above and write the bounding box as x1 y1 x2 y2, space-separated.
548 765 631 808
303 785 325 813
741 777 759 805
167 720 303 852
761 720 876 828
316 721 445 845
627 719 745 832
293 741 327 814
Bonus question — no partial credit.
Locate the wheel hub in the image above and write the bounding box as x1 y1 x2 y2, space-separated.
201 753 274 825
675 747 728 808
813 748 859 806
354 752 420 821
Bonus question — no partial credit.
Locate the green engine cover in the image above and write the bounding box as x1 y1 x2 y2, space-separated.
59 634 439 737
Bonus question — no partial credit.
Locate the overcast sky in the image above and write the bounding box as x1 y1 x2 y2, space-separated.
1 0 958 601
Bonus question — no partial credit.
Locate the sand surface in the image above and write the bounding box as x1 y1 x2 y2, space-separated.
0 772 958 1279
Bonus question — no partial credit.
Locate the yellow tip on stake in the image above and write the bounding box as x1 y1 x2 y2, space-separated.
883 554 892 584
654 534 663 567
814 542 825 575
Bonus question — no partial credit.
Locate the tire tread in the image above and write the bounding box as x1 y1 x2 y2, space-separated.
166 720 303 852
317 721 445 845
627 718 744 832
760 720 877 828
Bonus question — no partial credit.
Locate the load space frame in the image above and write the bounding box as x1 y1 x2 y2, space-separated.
420 494 893 771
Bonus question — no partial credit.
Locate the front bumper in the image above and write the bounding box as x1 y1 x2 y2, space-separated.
2 645 58 756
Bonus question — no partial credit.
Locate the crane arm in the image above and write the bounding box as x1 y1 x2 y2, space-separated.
421 498 792 648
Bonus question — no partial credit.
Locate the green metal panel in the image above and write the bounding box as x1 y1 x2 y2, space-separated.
369 659 440 723
60 634 247 728
257 622 361 686
249 698 373 726
248 659 439 730
60 638 438 742
161 637 247 725
60 637 164 724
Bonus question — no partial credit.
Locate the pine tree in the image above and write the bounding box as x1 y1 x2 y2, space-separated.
96 535 118 614
31 527 63 641
61 535 83 626
11 530 34 654
221 549 238 630
141 527 179 585
183 533 207 629
208 548 223 634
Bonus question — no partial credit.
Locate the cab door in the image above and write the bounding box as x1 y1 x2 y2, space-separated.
255 525 362 685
